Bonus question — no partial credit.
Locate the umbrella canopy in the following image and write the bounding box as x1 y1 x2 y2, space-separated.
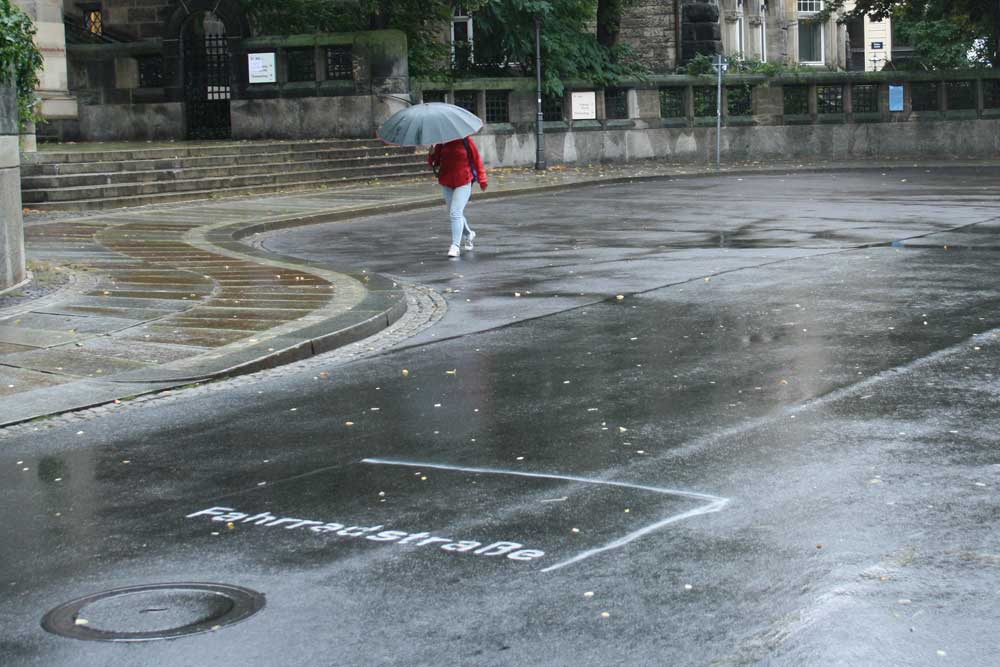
378 102 483 146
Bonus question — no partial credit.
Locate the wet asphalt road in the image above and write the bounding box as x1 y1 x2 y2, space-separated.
3 167 1000 666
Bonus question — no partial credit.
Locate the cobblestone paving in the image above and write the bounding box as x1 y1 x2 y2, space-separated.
0 283 445 439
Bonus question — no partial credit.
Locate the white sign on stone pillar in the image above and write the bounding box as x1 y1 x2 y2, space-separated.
571 92 597 120
248 53 277 84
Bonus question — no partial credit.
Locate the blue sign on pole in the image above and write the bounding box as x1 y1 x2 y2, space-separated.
889 85 904 112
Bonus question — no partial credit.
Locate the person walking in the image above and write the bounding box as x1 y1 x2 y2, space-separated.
428 136 488 258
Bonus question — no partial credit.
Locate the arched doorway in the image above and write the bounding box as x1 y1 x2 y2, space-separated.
182 11 231 139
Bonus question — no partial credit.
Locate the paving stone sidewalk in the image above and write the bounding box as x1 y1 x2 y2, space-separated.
0 155 984 427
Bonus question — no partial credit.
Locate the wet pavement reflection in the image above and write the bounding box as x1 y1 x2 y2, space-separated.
3 169 1000 665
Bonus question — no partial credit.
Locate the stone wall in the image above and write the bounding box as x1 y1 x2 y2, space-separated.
476 118 1000 167
415 74 1000 168
619 0 678 73
0 80 26 291
63 29 409 140
80 0 175 40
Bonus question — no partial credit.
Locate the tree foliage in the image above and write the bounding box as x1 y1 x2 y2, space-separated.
464 0 646 95
826 0 999 68
240 0 646 91
0 0 44 128
240 0 452 76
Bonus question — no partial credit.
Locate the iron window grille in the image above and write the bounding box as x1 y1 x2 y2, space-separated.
852 83 878 113
136 55 164 88
454 91 478 116
947 80 975 110
783 85 809 115
693 86 718 117
485 91 509 123
286 49 315 83
816 84 843 113
986 80 1000 108
605 88 629 119
422 90 447 104
85 9 103 35
727 86 753 116
910 82 938 111
326 46 353 81
659 88 685 118
542 95 563 121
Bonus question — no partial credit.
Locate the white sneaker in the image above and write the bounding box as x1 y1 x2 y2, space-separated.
462 230 476 251
447 244 460 258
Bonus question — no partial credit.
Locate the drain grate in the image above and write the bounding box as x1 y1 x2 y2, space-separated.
41 582 265 642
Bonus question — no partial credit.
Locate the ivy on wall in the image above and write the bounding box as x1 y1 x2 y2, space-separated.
0 0 44 129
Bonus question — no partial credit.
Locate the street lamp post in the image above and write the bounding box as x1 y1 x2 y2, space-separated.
534 14 547 171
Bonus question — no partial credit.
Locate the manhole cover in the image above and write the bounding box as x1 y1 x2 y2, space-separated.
41 583 265 642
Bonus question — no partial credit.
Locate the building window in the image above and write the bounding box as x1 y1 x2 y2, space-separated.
659 88 685 118
693 86 717 116
452 5 474 69
137 54 164 88
605 88 629 119
910 82 938 111
727 86 752 116
326 46 353 80
846 16 865 70
986 80 1000 109
85 9 103 35
542 95 563 121
454 90 478 115
852 83 878 113
947 81 975 110
783 85 809 115
796 0 823 64
286 49 315 83
798 20 823 63
423 90 448 104
485 91 509 123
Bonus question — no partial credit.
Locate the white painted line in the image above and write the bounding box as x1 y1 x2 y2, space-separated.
361 458 729 573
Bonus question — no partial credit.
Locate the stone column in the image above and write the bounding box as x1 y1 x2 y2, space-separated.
681 0 723 63
12 0 78 125
0 79 26 291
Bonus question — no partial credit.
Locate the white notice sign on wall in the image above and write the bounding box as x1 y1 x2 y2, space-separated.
248 52 277 84
571 92 597 120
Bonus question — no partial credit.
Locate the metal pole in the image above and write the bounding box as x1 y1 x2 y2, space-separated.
534 14 547 171
716 53 722 172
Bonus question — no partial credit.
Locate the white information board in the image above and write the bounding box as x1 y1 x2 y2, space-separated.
571 92 597 120
248 52 277 84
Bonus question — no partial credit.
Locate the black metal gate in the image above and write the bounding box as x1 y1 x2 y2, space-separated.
184 32 231 139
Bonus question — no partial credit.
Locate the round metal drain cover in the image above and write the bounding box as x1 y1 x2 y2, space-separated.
41 583 265 642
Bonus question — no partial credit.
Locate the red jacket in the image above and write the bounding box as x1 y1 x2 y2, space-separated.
429 137 488 189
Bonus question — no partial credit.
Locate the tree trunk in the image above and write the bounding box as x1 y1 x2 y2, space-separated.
368 1 392 30
597 0 622 48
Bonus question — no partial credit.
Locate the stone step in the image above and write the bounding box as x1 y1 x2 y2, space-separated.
24 168 429 211
22 160 431 203
21 154 427 189
20 145 419 177
23 138 389 165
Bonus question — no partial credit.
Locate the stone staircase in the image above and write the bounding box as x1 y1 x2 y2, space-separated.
20 140 428 211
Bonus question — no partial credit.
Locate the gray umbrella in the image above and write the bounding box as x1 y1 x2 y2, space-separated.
378 102 483 146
